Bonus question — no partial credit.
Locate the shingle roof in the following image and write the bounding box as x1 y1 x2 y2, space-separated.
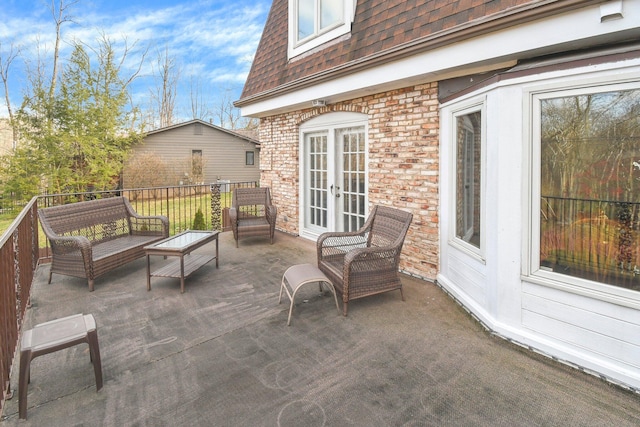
238 0 590 104
146 119 259 144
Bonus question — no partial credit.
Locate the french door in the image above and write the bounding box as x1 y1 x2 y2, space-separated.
302 124 367 238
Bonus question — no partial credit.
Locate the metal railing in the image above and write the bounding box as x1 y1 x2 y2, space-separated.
36 181 257 235
0 197 39 415
541 195 640 288
0 181 257 415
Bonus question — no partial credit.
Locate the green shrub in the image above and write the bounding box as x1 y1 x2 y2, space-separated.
192 208 206 230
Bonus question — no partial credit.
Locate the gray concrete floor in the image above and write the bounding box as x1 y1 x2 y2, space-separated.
1 231 639 426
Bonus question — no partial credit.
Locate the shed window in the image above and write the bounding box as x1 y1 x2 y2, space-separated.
192 150 203 177
246 151 255 166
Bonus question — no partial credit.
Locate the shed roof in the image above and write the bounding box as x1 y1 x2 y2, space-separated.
146 119 260 145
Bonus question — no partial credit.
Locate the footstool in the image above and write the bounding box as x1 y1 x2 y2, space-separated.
19 313 103 420
279 263 340 325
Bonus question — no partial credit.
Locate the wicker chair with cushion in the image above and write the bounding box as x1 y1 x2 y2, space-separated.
229 187 277 247
317 205 413 316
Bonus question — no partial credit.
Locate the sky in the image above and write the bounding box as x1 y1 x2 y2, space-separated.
0 0 271 125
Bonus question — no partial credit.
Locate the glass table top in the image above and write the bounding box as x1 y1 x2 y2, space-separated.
152 231 215 249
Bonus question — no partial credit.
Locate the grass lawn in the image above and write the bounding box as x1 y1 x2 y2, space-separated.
0 192 234 245
0 213 17 235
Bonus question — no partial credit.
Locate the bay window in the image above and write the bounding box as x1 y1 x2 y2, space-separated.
536 85 640 291
452 105 484 256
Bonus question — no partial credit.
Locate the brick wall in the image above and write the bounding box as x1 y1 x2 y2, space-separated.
258 83 439 280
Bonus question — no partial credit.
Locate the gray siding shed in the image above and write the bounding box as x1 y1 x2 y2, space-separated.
124 119 260 187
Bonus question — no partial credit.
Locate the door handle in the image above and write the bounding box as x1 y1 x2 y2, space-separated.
330 185 341 197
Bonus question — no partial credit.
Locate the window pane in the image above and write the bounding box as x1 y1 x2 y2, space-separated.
320 0 342 30
540 88 640 290
339 127 366 232
191 150 203 180
306 133 328 230
297 0 314 40
455 112 482 248
245 151 254 166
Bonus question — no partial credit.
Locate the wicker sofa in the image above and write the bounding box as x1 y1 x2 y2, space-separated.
317 205 413 316
39 197 169 291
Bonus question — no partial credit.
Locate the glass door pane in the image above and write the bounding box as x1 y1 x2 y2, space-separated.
339 127 366 231
305 133 328 230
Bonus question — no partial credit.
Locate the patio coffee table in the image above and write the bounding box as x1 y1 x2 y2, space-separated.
145 230 219 293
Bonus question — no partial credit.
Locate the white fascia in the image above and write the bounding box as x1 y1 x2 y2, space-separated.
241 1 640 118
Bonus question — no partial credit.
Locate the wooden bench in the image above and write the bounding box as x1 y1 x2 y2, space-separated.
39 197 169 291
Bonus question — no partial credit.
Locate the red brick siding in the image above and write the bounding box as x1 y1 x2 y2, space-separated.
259 83 440 279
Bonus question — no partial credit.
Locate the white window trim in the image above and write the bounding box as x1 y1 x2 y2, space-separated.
524 76 640 309
288 0 356 59
448 100 487 262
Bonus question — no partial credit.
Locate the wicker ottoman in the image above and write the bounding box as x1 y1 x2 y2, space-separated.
279 263 340 325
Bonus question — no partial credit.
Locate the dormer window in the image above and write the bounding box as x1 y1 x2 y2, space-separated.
289 0 356 59
297 0 343 42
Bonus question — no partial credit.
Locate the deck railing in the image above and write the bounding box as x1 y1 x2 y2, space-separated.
0 197 39 415
37 181 257 236
0 181 257 415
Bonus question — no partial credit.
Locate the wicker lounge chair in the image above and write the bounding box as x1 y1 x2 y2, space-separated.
229 187 277 247
317 205 413 316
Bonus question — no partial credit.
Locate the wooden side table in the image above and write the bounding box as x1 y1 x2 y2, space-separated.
19 313 103 420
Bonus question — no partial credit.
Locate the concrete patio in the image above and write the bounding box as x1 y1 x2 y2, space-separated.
1 231 639 426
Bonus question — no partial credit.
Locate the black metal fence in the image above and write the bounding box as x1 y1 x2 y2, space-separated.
35 181 257 236
540 195 640 290
0 181 258 414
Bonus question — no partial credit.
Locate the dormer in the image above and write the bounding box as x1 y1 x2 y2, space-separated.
288 0 357 59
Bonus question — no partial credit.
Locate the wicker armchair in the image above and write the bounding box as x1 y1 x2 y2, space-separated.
229 187 277 247
317 205 413 316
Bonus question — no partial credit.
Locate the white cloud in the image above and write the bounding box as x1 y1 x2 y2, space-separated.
0 0 270 117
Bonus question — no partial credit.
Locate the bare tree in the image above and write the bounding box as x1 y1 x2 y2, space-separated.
48 0 79 102
214 86 258 130
0 41 21 144
150 46 179 128
189 75 211 121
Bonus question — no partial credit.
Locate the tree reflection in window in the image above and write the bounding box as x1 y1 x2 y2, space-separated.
540 88 640 290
